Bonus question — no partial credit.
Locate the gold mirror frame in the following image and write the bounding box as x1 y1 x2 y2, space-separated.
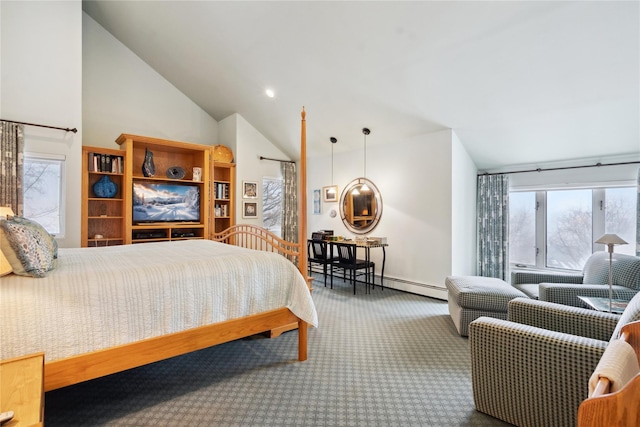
339 177 382 235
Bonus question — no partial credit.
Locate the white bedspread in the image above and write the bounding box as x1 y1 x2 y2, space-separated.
0 240 317 362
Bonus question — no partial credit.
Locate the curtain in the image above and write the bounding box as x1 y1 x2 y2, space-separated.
0 121 24 214
636 168 640 256
477 174 509 279
281 161 298 244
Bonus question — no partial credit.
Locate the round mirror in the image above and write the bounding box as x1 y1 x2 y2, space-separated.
339 178 382 234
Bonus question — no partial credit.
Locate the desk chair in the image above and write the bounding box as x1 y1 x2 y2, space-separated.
331 242 375 294
307 239 337 287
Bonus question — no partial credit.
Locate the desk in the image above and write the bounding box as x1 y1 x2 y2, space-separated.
328 240 388 289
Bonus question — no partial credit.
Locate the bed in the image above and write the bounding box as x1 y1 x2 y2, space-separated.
0 109 314 392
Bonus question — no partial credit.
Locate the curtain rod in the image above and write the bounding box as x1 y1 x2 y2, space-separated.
1 118 77 134
478 160 640 176
259 156 295 164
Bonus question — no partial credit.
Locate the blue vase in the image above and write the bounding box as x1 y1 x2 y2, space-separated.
142 148 155 177
93 175 118 198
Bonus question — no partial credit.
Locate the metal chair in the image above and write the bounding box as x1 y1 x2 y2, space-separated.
307 239 337 287
330 242 375 294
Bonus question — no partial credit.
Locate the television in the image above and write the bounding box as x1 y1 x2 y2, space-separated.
133 182 200 223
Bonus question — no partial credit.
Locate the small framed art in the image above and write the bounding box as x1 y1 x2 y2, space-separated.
313 189 321 214
243 181 258 198
243 201 258 218
323 186 338 202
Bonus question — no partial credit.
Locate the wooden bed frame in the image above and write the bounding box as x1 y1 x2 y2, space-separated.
578 320 640 427
44 108 310 392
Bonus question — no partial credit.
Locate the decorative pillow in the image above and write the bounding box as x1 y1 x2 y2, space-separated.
0 216 56 277
0 246 11 276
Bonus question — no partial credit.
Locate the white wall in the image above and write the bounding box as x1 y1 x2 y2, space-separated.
451 131 478 275
82 12 218 148
222 114 292 227
307 129 476 299
1 1 82 248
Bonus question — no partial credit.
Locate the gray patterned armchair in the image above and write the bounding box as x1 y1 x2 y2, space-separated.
469 291 640 427
511 252 640 307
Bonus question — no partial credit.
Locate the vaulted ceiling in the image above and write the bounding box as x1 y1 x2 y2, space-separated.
82 1 639 170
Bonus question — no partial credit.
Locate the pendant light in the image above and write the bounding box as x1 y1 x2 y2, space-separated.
327 137 337 195
356 127 371 193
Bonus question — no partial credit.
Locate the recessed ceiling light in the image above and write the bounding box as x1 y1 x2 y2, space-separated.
265 88 275 98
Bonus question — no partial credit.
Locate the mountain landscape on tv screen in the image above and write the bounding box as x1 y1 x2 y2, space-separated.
133 183 200 222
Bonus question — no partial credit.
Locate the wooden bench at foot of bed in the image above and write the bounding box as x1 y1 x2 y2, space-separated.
45 308 308 391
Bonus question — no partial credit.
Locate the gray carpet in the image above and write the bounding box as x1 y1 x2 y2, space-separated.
45 275 511 426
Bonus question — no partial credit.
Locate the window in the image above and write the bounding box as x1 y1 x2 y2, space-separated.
262 177 283 237
23 153 65 236
509 186 636 271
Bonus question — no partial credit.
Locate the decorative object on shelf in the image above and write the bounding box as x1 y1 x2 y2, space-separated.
93 175 118 198
243 181 258 198
212 144 234 163
166 166 186 179
142 148 155 177
595 233 628 313
192 167 202 182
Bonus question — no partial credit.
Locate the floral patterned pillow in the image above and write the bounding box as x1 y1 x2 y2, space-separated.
0 215 56 277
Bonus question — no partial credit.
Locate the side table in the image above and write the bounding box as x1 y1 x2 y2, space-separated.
0 352 44 427
578 296 629 314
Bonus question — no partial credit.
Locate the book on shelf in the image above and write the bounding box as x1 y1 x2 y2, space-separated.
88 153 124 173
214 203 228 217
215 182 229 199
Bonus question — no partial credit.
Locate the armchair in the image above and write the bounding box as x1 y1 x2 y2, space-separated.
469 291 640 427
511 252 640 307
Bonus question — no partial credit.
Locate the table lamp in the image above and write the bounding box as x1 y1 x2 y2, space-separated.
0 206 15 276
595 233 628 313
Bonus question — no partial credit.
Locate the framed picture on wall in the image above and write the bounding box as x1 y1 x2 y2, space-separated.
242 201 258 218
243 181 258 198
323 186 338 202
313 189 321 214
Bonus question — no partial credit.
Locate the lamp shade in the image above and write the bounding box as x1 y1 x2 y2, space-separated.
0 206 16 276
595 234 628 246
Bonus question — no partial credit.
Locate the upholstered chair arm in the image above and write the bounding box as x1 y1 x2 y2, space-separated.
507 297 619 341
469 316 608 427
510 270 583 285
539 283 638 308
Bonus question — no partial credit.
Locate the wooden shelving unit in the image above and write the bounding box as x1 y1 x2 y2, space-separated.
81 146 126 247
116 134 210 244
211 161 236 236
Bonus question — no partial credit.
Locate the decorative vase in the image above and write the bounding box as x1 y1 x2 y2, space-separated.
93 175 118 198
142 148 155 177
212 144 234 163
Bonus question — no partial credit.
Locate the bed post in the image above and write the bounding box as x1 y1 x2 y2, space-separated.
299 107 310 288
298 108 310 361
